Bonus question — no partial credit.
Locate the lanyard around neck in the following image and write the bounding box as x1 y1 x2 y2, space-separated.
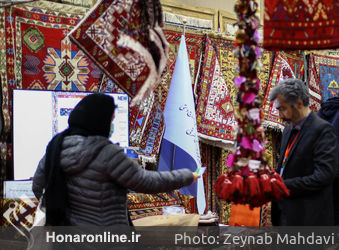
283 131 300 164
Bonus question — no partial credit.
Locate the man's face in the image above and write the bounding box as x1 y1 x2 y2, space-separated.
274 95 301 125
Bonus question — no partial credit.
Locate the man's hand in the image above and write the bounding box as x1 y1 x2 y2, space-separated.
192 172 201 184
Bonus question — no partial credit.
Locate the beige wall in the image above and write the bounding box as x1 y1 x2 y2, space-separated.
162 0 264 31
172 0 263 17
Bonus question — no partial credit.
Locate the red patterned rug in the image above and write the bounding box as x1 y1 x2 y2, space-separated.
308 55 322 113
313 54 339 101
282 51 304 80
129 93 164 156
196 37 236 148
127 191 185 220
264 0 339 50
262 53 295 131
0 2 101 134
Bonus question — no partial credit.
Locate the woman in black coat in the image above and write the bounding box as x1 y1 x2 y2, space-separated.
33 93 199 226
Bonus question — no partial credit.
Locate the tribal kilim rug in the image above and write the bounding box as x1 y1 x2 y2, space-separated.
196 37 236 149
308 55 322 113
209 37 238 109
313 54 339 101
69 0 170 105
264 0 339 50
262 53 295 131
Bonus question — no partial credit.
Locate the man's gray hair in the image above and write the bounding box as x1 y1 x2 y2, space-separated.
269 78 310 106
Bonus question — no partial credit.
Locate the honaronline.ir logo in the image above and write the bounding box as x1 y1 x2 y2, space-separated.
3 194 39 249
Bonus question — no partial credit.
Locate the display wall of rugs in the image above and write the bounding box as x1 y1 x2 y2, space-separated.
0 1 100 134
194 35 273 149
0 1 101 191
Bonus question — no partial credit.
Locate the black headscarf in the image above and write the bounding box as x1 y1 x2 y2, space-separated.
43 93 116 225
318 96 339 119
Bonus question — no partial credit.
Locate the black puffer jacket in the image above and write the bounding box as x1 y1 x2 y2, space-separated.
32 135 194 226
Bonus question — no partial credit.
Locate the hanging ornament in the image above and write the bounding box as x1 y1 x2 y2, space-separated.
215 0 289 208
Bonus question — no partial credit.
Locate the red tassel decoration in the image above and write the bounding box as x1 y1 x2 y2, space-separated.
271 177 290 200
214 173 228 193
259 170 272 194
245 172 261 199
220 177 234 200
232 172 244 197
271 171 284 182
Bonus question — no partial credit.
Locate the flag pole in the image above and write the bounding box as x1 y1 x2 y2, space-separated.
183 19 187 36
171 18 187 171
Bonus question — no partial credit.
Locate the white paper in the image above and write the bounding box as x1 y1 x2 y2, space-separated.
4 180 35 199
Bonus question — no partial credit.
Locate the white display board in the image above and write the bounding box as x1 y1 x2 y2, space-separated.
13 90 129 180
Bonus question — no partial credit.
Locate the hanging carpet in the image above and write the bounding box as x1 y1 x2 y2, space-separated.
264 0 339 50
308 54 322 113
68 0 169 105
313 54 339 102
262 53 295 131
208 37 274 109
195 37 236 149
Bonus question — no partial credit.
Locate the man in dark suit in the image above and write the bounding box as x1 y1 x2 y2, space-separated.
269 78 337 226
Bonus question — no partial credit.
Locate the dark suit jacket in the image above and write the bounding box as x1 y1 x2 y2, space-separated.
272 112 337 226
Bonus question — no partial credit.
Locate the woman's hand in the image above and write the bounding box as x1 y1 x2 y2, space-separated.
192 172 201 184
